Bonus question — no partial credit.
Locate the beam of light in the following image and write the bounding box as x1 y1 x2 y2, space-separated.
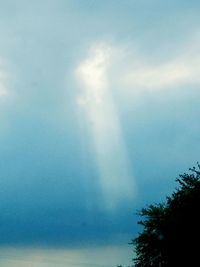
76 43 136 210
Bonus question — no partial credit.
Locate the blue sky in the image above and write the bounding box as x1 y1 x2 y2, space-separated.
1 0 200 266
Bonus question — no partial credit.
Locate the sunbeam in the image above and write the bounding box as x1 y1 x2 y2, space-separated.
76 43 136 209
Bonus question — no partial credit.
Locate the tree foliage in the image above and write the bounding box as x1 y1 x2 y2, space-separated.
132 164 200 266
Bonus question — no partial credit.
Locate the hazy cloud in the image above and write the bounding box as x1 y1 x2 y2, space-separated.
0 0 200 258
0 246 133 267
120 35 200 92
0 62 8 98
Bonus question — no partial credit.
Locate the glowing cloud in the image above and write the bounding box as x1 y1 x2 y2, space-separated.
77 44 110 106
0 61 8 98
124 61 192 90
76 43 136 209
121 36 200 92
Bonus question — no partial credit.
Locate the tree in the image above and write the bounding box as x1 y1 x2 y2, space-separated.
131 163 200 266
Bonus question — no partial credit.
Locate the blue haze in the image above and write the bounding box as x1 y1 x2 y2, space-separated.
0 0 200 250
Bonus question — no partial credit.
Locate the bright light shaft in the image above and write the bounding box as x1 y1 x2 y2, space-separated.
76 44 136 209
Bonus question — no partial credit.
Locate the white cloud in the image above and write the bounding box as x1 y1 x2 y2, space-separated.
0 60 9 98
124 61 192 90
0 71 8 97
76 43 111 106
77 43 196 99
78 36 200 96
120 35 200 92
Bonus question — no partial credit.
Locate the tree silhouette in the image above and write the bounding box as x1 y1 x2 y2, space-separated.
132 163 200 266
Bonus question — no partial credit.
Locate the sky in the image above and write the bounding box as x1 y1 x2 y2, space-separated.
0 0 200 266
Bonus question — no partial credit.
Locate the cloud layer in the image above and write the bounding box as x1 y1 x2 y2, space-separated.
0 62 8 98
0 0 200 254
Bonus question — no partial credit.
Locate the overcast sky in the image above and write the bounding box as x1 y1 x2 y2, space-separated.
1 0 200 266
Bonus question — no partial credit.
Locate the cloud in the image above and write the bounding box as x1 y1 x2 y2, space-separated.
119 35 200 92
124 61 191 90
77 35 200 97
0 70 8 98
0 59 9 99
76 43 111 106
